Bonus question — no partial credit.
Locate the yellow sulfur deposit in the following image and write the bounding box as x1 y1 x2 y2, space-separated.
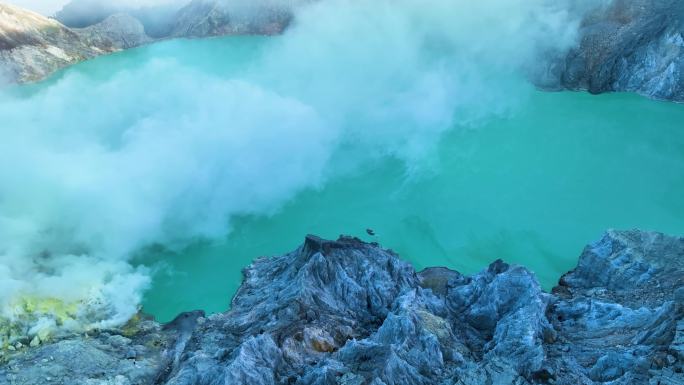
1 296 82 350
17 297 80 325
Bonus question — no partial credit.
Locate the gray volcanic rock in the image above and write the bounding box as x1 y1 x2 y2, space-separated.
55 0 134 29
10 0 683 100
544 0 684 101
55 0 187 38
0 3 150 83
549 230 684 384
0 0 299 84
0 313 203 385
1 230 683 384
77 14 152 50
170 0 293 38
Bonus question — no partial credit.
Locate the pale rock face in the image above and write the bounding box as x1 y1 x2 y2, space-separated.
0 2 149 83
0 0 298 84
0 4 64 46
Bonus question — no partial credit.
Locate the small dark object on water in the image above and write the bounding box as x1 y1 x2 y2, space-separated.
366 229 376 236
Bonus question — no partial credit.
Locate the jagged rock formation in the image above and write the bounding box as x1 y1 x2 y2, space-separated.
545 0 684 102
1 230 682 384
549 230 684 384
0 3 149 83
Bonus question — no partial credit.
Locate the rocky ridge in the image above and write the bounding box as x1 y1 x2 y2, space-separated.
543 0 684 102
2 0 684 101
169 0 293 38
0 3 149 83
1 229 682 384
0 0 294 84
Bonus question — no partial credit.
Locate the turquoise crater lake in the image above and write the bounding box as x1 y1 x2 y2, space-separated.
142 89 684 322
6 36 684 322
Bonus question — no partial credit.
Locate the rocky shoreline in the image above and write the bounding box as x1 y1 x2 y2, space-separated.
0 4 152 83
541 0 684 102
0 0 291 84
2 0 684 102
1 229 682 384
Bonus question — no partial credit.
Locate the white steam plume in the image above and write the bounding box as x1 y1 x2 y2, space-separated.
0 0 606 343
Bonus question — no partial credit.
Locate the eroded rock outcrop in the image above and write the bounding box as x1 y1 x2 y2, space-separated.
544 0 684 102
1 230 682 384
0 3 149 83
549 231 684 384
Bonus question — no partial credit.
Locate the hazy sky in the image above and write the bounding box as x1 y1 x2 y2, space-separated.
10 0 183 15
10 0 69 15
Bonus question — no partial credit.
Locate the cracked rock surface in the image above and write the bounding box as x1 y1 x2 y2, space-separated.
1 229 682 384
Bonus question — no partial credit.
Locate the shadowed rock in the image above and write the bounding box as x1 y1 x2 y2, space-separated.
543 0 684 102
1 230 682 384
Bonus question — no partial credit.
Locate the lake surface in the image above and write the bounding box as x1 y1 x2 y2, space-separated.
5 36 684 323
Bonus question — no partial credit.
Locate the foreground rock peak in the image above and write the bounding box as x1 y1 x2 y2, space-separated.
1 230 683 384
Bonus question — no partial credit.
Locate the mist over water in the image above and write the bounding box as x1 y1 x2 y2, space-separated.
142 84 684 321
2 0 681 335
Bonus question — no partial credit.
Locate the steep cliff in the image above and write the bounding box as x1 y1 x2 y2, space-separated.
545 0 684 102
170 0 292 37
2 230 682 384
0 1 296 84
0 3 149 83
